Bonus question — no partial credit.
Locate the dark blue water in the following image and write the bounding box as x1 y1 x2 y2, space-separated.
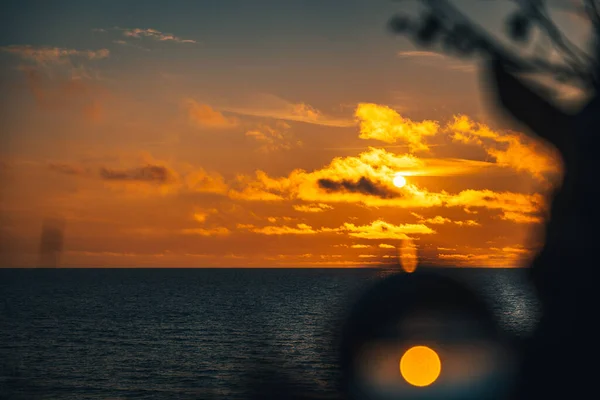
0 268 539 399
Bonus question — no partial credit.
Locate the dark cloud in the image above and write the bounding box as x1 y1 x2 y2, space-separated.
48 162 87 175
99 165 174 183
317 177 399 199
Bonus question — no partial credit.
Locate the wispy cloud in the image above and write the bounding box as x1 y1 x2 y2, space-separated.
184 99 239 129
112 39 150 52
245 121 302 153
1 45 109 65
116 27 197 44
219 93 355 127
397 50 476 73
292 203 333 213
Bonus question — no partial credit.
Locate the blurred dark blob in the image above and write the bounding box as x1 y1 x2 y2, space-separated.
38 217 65 268
338 271 516 400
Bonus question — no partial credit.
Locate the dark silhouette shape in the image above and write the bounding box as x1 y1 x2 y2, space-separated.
488 56 600 400
38 218 65 268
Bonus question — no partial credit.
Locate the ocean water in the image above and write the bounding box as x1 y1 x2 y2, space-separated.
0 268 540 399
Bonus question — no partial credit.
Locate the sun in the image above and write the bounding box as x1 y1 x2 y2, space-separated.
393 173 407 188
400 345 442 387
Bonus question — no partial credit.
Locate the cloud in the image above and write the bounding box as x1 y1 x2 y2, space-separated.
236 219 435 241
1 45 109 65
411 212 481 227
438 253 490 261
48 162 89 176
500 211 542 224
227 146 542 216
342 220 436 240
292 203 333 213
445 189 544 215
99 164 176 183
192 208 218 223
351 244 371 249
184 99 238 129
448 115 560 181
397 51 476 72
379 243 396 249
318 176 400 199
183 168 229 194
22 69 107 120
50 152 228 197
237 223 338 235
355 103 439 152
180 227 230 236
490 245 531 255
267 216 294 223
245 121 302 152
112 39 150 52
436 244 532 267
219 93 354 127
118 28 196 43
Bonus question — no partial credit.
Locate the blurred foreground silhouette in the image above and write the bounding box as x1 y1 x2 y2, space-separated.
38 218 65 269
242 1 600 398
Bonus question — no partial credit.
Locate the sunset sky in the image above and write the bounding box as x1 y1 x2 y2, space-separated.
0 0 591 268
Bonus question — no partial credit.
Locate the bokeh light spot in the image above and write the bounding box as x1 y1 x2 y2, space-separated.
400 345 442 387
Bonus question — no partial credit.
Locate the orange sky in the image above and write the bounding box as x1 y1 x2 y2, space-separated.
0 0 591 268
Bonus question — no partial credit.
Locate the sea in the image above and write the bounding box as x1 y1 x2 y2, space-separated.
0 267 540 400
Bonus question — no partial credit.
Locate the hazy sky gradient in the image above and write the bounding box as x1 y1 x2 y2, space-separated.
0 0 590 267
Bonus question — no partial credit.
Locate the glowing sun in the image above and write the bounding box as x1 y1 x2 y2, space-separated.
393 174 407 188
400 345 441 387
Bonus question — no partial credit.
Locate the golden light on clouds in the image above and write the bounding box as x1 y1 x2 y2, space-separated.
355 103 439 152
400 346 442 387
3 60 559 267
184 99 238 129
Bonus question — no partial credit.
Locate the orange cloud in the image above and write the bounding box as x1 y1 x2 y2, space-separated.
192 208 218 223
183 168 228 194
500 211 542 224
218 93 354 127
355 103 439 152
180 227 230 236
228 146 544 220
292 203 333 213
184 99 238 129
410 212 481 227
237 223 337 235
245 121 302 152
48 152 229 198
448 115 560 181
342 220 435 240
22 69 108 121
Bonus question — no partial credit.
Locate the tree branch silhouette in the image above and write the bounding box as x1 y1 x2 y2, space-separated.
388 0 600 91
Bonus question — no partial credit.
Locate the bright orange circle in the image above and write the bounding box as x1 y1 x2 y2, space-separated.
400 345 441 387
